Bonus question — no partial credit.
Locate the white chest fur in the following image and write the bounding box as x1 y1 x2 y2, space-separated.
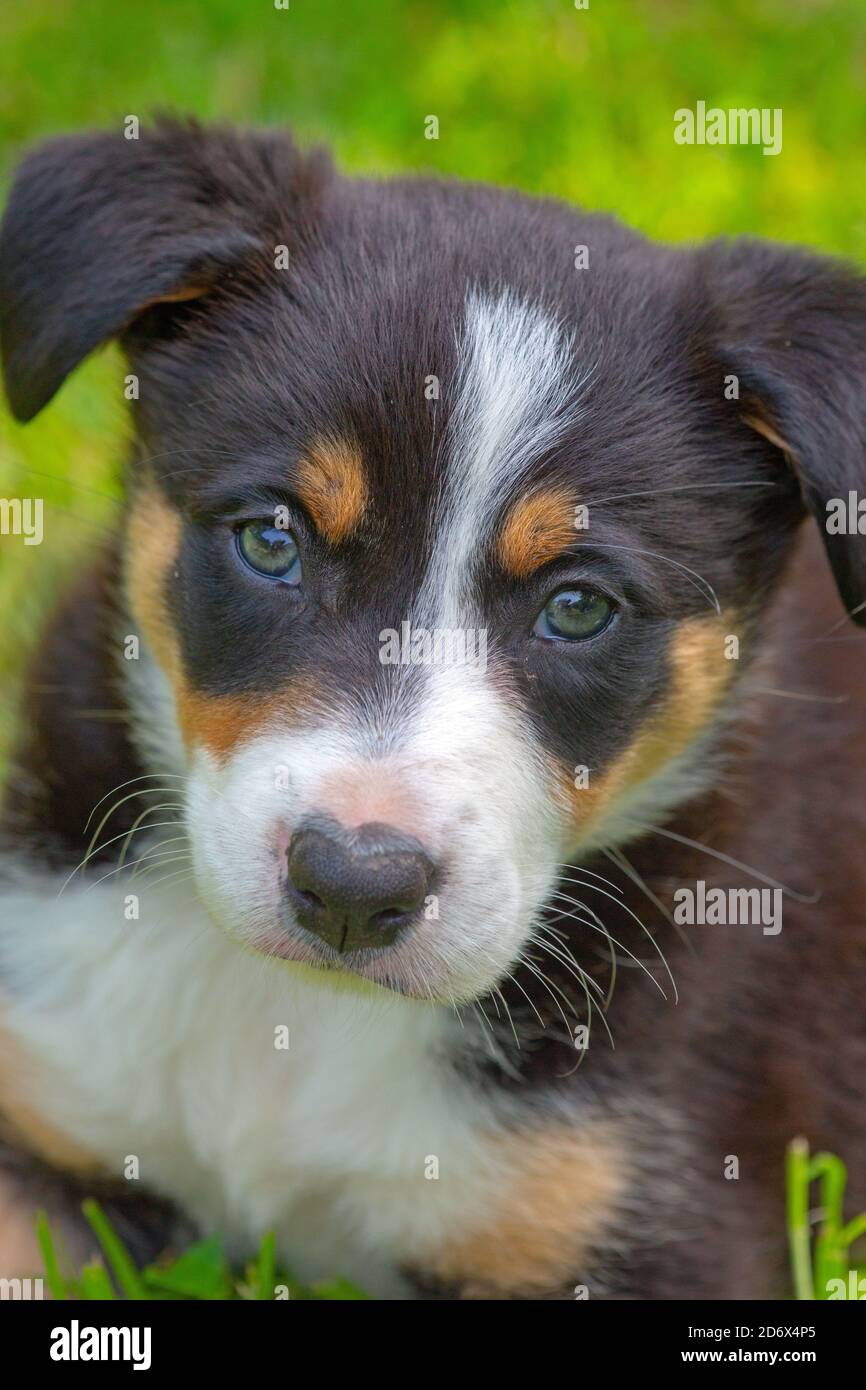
0 868 500 1297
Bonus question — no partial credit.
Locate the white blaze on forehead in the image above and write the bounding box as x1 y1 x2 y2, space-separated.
420 287 588 626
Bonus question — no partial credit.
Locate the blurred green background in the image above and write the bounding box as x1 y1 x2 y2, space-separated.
1 0 865 742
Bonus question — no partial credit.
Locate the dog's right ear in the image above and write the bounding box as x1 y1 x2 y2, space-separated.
0 119 305 422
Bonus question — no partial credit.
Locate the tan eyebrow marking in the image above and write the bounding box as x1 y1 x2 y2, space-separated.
295 437 368 545
496 487 577 578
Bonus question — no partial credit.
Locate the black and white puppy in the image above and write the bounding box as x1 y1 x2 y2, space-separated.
1 119 865 1299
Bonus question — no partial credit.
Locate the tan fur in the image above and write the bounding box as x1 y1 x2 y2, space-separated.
561 615 735 836
124 476 184 682
496 487 577 578
125 478 315 761
428 1121 627 1297
176 684 316 763
0 1025 102 1175
296 437 368 544
742 411 794 459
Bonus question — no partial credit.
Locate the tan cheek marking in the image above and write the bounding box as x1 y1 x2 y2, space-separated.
126 479 310 763
429 1122 626 1297
125 477 184 683
496 487 577 578
560 615 735 837
0 1026 103 1177
175 690 272 763
296 437 368 545
175 682 317 764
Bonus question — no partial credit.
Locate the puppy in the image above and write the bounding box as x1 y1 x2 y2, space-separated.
0 119 864 1299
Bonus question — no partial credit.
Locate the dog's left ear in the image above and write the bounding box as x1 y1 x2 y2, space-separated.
0 118 313 422
695 238 866 625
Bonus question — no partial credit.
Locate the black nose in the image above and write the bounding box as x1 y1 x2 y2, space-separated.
285 819 434 953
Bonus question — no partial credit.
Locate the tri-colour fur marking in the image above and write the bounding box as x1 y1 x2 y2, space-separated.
1 119 866 1298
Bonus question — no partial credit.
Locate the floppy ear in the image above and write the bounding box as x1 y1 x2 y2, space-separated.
696 238 866 625
0 118 303 422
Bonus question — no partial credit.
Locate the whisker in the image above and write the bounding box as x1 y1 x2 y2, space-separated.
622 817 820 904
517 950 583 1040
583 480 776 507
560 862 624 894
531 932 614 1049
602 844 693 955
134 854 194 887
83 773 187 836
554 872 678 1002
531 922 607 1001
89 846 192 892
501 969 546 1030
58 811 185 896
546 892 617 1005
575 541 720 613
490 986 520 1048
752 687 848 704
135 865 197 894
544 898 669 1000
118 805 187 867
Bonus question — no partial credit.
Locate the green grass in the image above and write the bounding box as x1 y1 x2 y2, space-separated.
35 1204 368 1301
27 1140 866 1299
787 1139 866 1300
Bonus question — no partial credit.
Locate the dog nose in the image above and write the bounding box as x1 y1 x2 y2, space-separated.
285 819 434 953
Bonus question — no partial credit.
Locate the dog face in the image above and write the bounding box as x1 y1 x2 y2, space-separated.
2 120 865 1003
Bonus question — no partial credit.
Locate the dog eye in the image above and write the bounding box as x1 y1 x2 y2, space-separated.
236 521 302 582
534 587 614 641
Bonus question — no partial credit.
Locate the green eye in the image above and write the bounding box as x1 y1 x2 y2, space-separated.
534 588 614 641
237 521 301 582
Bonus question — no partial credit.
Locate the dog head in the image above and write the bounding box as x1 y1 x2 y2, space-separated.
2 119 865 1002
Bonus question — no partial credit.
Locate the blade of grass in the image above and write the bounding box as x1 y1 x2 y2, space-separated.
79 1261 118 1299
35 1209 72 1301
840 1215 866 1247
81 1199 147 1300
255 1231 277 1299
786 1137 814 1300
143 1237 232 1300
811 1151 848 1297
